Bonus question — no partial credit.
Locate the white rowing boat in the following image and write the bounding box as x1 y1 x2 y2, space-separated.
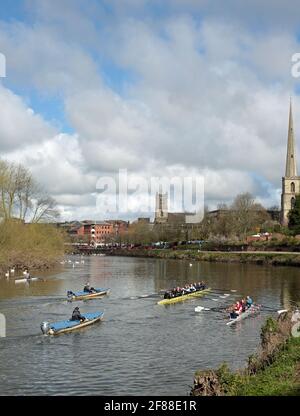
226 304 260 326
15 277 42 284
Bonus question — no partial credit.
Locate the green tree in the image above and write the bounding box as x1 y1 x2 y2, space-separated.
288 195 300 234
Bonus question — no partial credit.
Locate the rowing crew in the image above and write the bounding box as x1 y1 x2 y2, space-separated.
228 296 253 319
163 282 207 299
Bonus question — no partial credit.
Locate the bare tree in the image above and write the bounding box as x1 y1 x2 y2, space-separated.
0 159 59 223
31 196 60 223
230 193 270 238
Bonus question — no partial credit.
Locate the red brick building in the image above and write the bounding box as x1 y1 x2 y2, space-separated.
58 219 129 245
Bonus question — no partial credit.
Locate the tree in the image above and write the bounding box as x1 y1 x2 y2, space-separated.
127 222 155 245
230 193 270 238
0 159 59 223
288 195 300 234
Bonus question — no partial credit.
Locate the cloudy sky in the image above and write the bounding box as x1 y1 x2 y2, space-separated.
0 0 299 221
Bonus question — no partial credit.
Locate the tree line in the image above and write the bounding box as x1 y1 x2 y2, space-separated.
0 159 64 271
117 193 281 245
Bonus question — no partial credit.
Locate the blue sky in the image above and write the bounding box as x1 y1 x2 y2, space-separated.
0 0 299 220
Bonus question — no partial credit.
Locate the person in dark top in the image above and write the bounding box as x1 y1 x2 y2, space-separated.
71 307 85 322
83 283 96 293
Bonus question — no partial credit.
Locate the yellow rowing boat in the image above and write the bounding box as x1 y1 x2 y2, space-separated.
157 288 211 305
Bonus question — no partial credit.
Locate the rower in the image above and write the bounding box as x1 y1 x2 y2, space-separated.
184 284 191 293
246 296 253 308
71 307 85 322
230 301 242 319
24 270 31 280
193 282 198 291
189 283 196 292
176 286 183 296
241 299 247 312
171 287 177 298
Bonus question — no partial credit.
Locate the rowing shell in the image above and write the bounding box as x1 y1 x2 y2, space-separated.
67 288 110 301
226 304 260 326
157 288 211 305
15 277 42 284
41 312 104 335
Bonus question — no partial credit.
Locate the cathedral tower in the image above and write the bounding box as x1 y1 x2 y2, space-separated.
281 100 300 225
155 192 168 223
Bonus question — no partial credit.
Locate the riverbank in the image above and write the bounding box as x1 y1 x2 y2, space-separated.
0 222 65 275
191 311 300 396
108 248 300 267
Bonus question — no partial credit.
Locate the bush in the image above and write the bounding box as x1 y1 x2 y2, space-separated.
0 220 65 270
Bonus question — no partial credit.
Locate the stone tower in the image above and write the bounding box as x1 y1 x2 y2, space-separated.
155 192 168 223
281 100 300 225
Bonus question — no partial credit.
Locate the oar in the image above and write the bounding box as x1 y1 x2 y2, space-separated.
195 305 227 313
210 288 239 294
257 304 288 313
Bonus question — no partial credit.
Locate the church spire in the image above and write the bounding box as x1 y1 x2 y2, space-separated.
285 98 297 177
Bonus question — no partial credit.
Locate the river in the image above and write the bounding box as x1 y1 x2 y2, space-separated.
0 255 299 395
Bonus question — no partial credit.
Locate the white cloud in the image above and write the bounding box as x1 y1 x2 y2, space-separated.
2 133 98 196
0 84 55 151
0 2 299 219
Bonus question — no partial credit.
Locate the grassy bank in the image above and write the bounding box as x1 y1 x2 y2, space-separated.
110 248 300 267
191 313 300 396
0 221 66 273
232 337 300 395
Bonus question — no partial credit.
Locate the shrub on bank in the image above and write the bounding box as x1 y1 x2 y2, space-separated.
191 311 300 396
0 220 66 271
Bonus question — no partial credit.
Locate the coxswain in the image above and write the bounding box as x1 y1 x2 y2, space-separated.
246 296 253 308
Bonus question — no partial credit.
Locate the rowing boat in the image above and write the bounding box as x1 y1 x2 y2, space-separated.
67 288 110 301
15 277 42 284
226 304 260 326
40 312 104 335
157 288 211 305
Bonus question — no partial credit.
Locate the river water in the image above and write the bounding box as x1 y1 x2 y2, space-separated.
0 255 299 396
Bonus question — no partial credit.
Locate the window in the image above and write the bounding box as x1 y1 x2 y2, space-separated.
291 197 296 209
291 182 295 193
